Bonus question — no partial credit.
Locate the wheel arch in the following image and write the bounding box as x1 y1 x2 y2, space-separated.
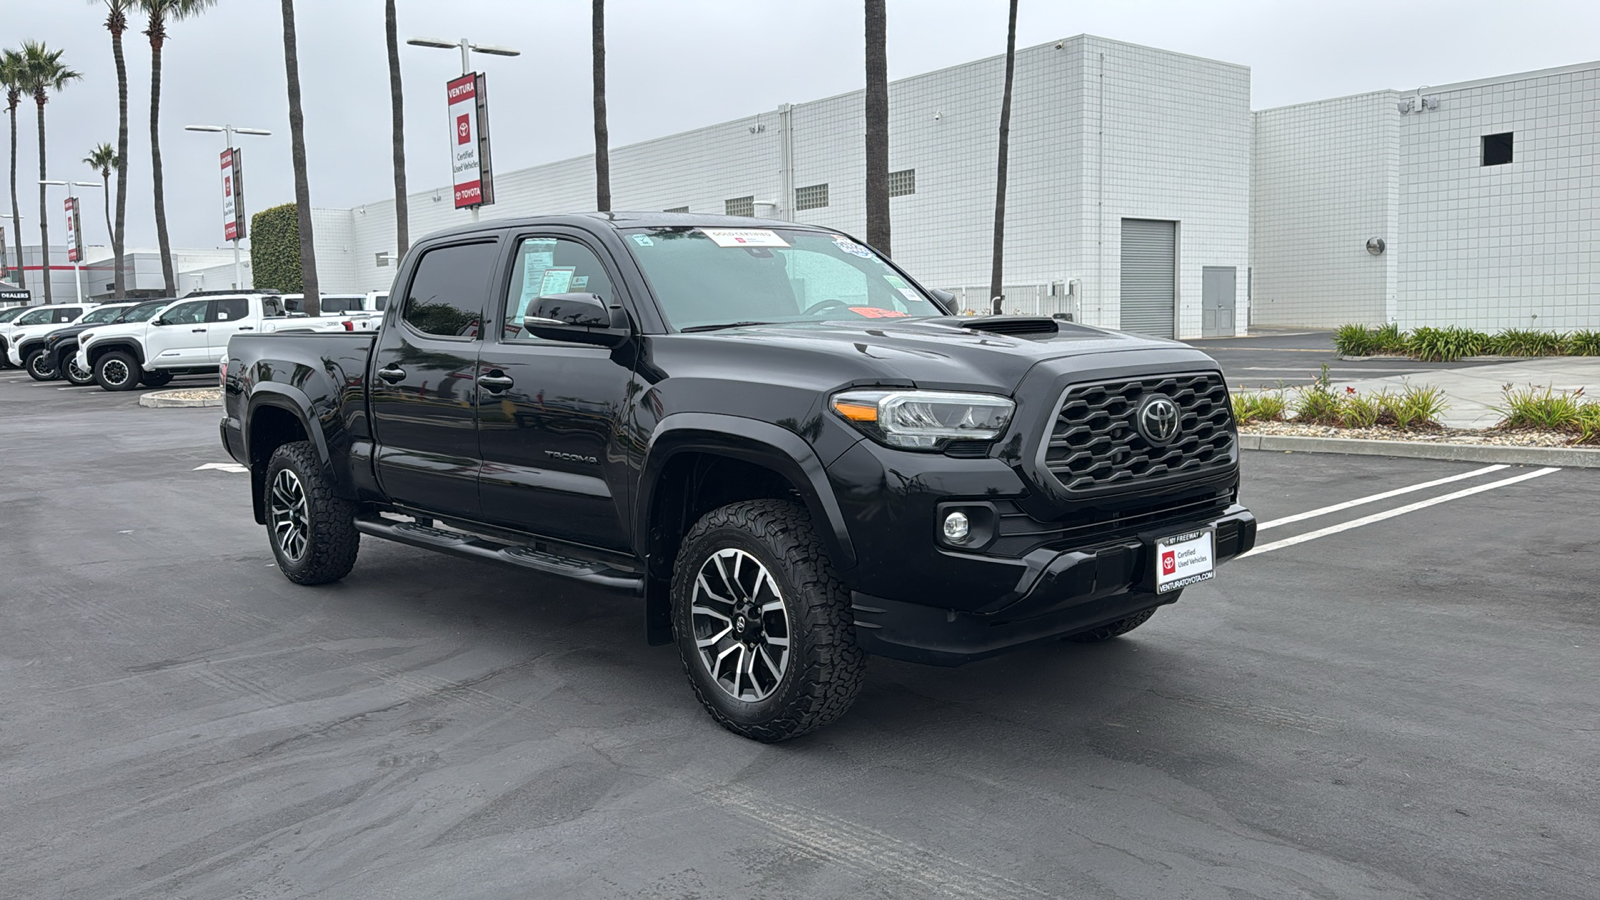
246 386 338 525
87 338 146 368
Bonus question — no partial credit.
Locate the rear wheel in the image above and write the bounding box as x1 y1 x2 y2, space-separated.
672 499 866 742
62 354 95 385
25 349 57 381
265 441 360 585
94 351 142 391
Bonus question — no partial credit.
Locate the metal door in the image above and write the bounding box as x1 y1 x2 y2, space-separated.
143 298 213 367
1201 266 1236 338
1119 219 1176 339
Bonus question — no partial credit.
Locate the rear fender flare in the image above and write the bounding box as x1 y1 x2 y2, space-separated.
246 386 342 523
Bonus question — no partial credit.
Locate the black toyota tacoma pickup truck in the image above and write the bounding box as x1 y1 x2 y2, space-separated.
222 213 1255 741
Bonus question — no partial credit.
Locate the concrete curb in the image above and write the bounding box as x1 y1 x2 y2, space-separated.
138 389 223 409
1335 354 1573 363
1238 433 1600 468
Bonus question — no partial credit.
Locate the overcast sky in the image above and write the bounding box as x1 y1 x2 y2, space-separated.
8 0 1599 252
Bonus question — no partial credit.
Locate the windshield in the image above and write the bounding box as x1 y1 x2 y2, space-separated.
15 307 55 326
122 302 169 323
80 306 129 325
623 227 946 331
0 307 24 323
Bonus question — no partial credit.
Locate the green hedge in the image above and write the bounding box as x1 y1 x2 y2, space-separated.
1335 323 1600 361
251 203 301 292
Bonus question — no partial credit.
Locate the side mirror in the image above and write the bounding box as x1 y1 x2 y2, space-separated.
151 316 167 326
928 288 957 311
523 293 630 347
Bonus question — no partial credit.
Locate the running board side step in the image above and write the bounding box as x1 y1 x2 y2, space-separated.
354 517 643 592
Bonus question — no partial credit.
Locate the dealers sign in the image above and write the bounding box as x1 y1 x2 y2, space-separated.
221 148 246 241
446 72 494 209
65 197 83 263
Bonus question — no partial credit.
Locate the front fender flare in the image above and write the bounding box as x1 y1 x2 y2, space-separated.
637 413 858 573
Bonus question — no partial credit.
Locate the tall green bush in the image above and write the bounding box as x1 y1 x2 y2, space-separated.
251 203 302 292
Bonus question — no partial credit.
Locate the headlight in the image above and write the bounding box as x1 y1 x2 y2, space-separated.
831 389 1014 450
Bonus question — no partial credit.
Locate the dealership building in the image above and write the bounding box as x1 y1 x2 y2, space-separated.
289 36 1596 339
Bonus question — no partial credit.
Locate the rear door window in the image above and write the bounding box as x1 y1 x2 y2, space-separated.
209 298 248 321
54 307 84 323
401 242 498 339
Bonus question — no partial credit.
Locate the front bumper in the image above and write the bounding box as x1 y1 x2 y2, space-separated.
6 344 20 366
853 504 1255 665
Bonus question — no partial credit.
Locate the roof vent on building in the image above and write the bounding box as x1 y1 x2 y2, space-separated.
957 316 1059 337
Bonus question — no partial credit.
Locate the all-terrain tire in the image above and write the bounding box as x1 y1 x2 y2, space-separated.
94 350 142 391
672 499 867 742
264 441 360 585
62 353 95 385
1065 606 1160 643
25 348 57 381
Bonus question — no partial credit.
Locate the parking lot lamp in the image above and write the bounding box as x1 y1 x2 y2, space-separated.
405 37 520 223
38 179 100 303
185 125 272 290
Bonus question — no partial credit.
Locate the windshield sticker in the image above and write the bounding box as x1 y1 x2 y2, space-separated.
848 307 910 318
700 228 791 248
570 275 589 290
630 234 654 247
882 274 922 304
832 237 873 258
516 246 555 319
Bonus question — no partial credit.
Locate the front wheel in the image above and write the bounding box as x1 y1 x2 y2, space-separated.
94 351 142 391
25 349 57 381
264 441 360 585
62 354 95 385
672 499 867 742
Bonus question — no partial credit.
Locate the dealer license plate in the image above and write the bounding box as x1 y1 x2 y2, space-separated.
1154 528 1215 594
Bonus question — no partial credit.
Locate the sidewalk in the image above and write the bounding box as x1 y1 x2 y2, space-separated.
1328 357 1600 429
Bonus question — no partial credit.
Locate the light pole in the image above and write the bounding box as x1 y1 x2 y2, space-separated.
39 180 101 304
186 124 271 289
405 36 520 223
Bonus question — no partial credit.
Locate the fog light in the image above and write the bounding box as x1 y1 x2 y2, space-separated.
942 511 971 543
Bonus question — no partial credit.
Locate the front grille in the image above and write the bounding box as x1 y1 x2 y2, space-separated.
988 493 1232 558
1043 372 1234 492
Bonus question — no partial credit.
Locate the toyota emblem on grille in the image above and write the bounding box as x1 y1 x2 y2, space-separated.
1136 394 1180 445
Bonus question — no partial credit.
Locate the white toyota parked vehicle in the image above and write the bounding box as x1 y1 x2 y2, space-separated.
76 292 353 391
282 292 385 331
3 303 97 373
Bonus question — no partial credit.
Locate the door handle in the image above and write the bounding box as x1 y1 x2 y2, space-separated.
376 365 407 383
476 372 515 392
192 328 208 333
238 326 253 331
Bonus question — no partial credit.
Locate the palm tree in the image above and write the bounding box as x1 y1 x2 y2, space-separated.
864 0 890 255
21 40 84 305
137 0 216 297
592 0 610 212
93 0 134 299
988 0 1019 314
385 0 408 255
280 0 319 315
85 142 119 252
0 50 25 290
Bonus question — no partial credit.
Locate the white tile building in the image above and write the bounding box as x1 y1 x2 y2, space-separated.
315 35 1253 340
1252 61 1600 332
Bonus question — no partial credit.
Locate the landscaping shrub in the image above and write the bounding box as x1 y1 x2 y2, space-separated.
1495 384 1589 431
1293 372 1344 425
1491 328 1567 357
1371 322 1407 354
1333 324 1376 357
1231 389 1288 424
1380 383 1448 428
1339 388 1384 428
251 203 302 293
1406 326 1493 362
1568 330 1600 356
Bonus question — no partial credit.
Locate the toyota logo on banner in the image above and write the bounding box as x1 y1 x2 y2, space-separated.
1136 394 1181 445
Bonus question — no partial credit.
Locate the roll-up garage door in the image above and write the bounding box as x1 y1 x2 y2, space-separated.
1119 218 1176 339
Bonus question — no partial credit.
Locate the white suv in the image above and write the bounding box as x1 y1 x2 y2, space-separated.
3 304 97 374
77 293 352 391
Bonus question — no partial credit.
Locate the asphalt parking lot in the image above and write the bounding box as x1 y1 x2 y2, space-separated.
1187 330 1504 389
2 371 1596 899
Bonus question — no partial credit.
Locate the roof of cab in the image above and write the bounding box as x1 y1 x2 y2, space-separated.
419 211 838 244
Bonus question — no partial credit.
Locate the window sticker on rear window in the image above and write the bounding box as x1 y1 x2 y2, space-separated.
699 228 790 248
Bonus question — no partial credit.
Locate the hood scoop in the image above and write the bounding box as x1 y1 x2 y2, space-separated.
955 316 1060 337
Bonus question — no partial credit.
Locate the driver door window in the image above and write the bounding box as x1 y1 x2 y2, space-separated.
502 237 615 341
161 300 209 326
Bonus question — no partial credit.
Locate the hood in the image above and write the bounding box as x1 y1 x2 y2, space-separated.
78 318 151 346
658 316 1213 394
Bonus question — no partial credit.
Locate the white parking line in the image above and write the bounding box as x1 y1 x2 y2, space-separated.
1258 464 1509 531
56 385 98 391
1240 467 1559 558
